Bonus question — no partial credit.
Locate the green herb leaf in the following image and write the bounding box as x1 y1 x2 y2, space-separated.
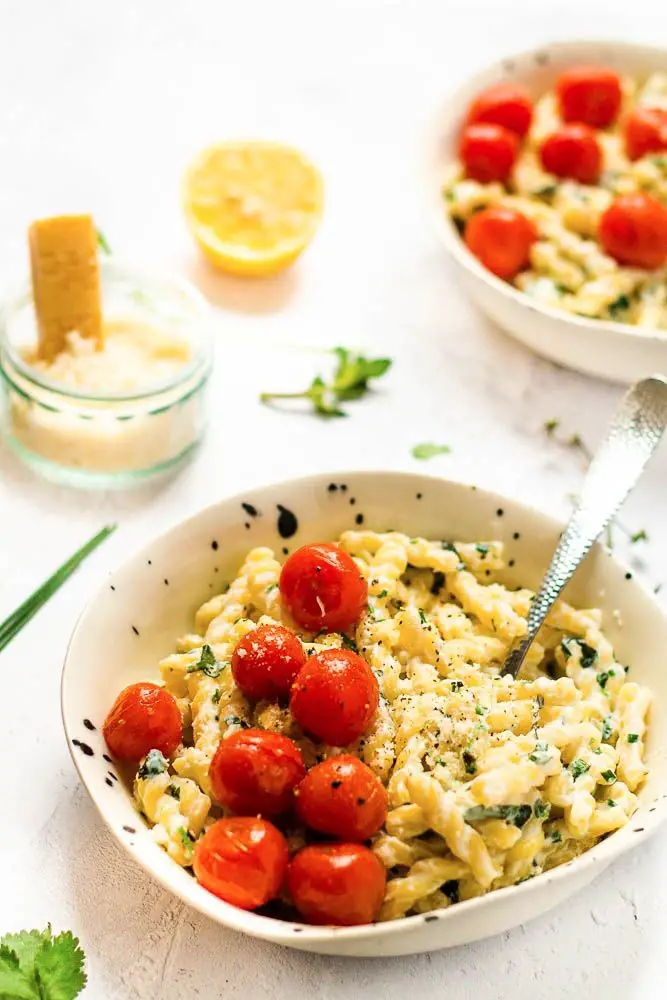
211 688 221 705
630 529 648 543
597 670 615 690
609 293 630 318
561 637 598 669
187 644 225 678
529 741 551 765
475 543 490 557
137 749 168 779
534 800 551 819
411 442 452 461
607 799 617 807
464 804 533 828
377 590 388 599
544 418 559 435
178 827 195 853
33 931 86 1000
260 348 392 418
570 758 590 780
475 705 487 716
167 784 181 800
601 769 616 783
627 733 639 744
601 715 615 742
0 946 36 1000
0 929 48 979
418 609 428 625
551 829 562 843
462 750 477 775
339 633 358 652
96 229 111 255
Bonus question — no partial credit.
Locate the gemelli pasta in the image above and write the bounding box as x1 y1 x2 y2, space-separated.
129 532 651 920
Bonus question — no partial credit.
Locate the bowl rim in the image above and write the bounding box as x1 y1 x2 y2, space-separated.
61 469 667 945
424 36 667 346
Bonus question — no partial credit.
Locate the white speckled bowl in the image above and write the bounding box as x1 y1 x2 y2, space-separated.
61 472 667 956
424 39 667 384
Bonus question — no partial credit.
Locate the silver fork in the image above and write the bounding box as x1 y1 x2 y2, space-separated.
502 375 667 678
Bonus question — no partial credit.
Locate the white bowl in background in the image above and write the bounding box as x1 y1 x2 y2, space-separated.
62 471 667 956
424 39 667 384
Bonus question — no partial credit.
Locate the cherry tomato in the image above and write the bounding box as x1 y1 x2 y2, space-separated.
466 82 534 138
280 542 367 633
193 816 288 910
295 755 387 841
556 66 622 129
290 648 378 746
288 843 386 926
103 682 182 761
539 123 602 184
459 123 519 183
464 206 537 280
599 192 667 269
231 624 306 702
625 107 667 161
209 729 306 816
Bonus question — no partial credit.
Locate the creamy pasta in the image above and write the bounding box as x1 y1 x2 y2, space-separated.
131 532 651 920
444 72 667 328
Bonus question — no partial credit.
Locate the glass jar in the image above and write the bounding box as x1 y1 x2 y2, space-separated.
0 258 213 488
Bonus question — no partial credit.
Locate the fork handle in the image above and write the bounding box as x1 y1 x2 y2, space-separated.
503 376 667 678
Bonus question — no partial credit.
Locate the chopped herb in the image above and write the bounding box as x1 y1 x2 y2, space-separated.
475 543 490 557
96 229 111 254
137 749 168 779
534 800 551 820
187 644 225 678
266 583 278 593
601 769 616 783
178 827 195 853
607 799 617 807
597 669 615 690
225 715 250 729
260 347 392 418
544 418 559 435
462 750 477 775
601 715 614 742
535 183 557 197
340 633 358 652
167 784 181 800
627 733 639 744
609 293 630 318
0 926 87 1000
442 879 459 904
570 759 590 779
630 529 648 544
418 609 428 625
212 688 221 704
411 442 451 460
551 829 562 843
475 705 487 716
591 746 602 755
561 637 598 669
377 590 388 599
464 804 533 828
529 741 551 765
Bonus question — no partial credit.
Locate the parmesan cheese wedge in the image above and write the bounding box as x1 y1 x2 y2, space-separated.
29 214 103 361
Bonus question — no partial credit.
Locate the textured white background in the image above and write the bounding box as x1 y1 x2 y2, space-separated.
1 0 667 996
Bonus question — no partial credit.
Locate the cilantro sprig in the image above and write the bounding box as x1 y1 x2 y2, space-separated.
0 927 86 999
260 347 392 418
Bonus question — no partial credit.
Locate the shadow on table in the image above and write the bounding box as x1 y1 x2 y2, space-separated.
185 255 299 316
60 789 655 1000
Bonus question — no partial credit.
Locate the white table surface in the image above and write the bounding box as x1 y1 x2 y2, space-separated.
2 1 667 996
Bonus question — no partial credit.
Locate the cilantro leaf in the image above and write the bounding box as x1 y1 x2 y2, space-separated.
260 347 392 417
561 637 598 669
0 945 36 1000
187 644 225 678
0 928 49 979
33 932 86 1000
411 443 451 461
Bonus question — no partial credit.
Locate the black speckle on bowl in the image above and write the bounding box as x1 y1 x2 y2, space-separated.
513 532 520 540
242 502 260 517
355 513 364 526
349 497 356 506
108 772 118 782
147 560 152 566
105 777 114 788
245 522 251 530
534 50 550 65
327 483 338 493
164 578 169 586
424 914 439 923
502 59 515 73
123 825 137 835
277 505 298 538
293 927 303 933
211 540 219 551
83 718 96 731
625 572 633 580
282 547 289 556
340 484 348 492
72 739 94 757
416 493 423 500
131 625 140 636
496 508 504 517
103 753 113 764
634 827 645 833
509 559 515 568
110 585 116 592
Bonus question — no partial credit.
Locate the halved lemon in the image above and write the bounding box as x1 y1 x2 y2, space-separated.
183 141 324 277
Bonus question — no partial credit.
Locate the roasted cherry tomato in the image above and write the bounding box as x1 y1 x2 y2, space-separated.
290 648 378 746
539 123 602 184
625 107 667 161
599 192 667 269
556 65 622 128
464 206 537 280
103 682 182 761
288 843 386 926
209 729 306 816
231 623 306 702
193 816 288 910
295 755 387 841
459 123 519 183
466 81 533 138
280 542 367 633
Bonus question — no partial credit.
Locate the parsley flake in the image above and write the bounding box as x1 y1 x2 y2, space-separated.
570 759 590 779
464 804 532 828
627 733 639 744
411 442 451 461
187 644 225 678
137 749 168 779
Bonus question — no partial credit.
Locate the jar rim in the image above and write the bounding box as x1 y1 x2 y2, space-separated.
0 257 214 403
